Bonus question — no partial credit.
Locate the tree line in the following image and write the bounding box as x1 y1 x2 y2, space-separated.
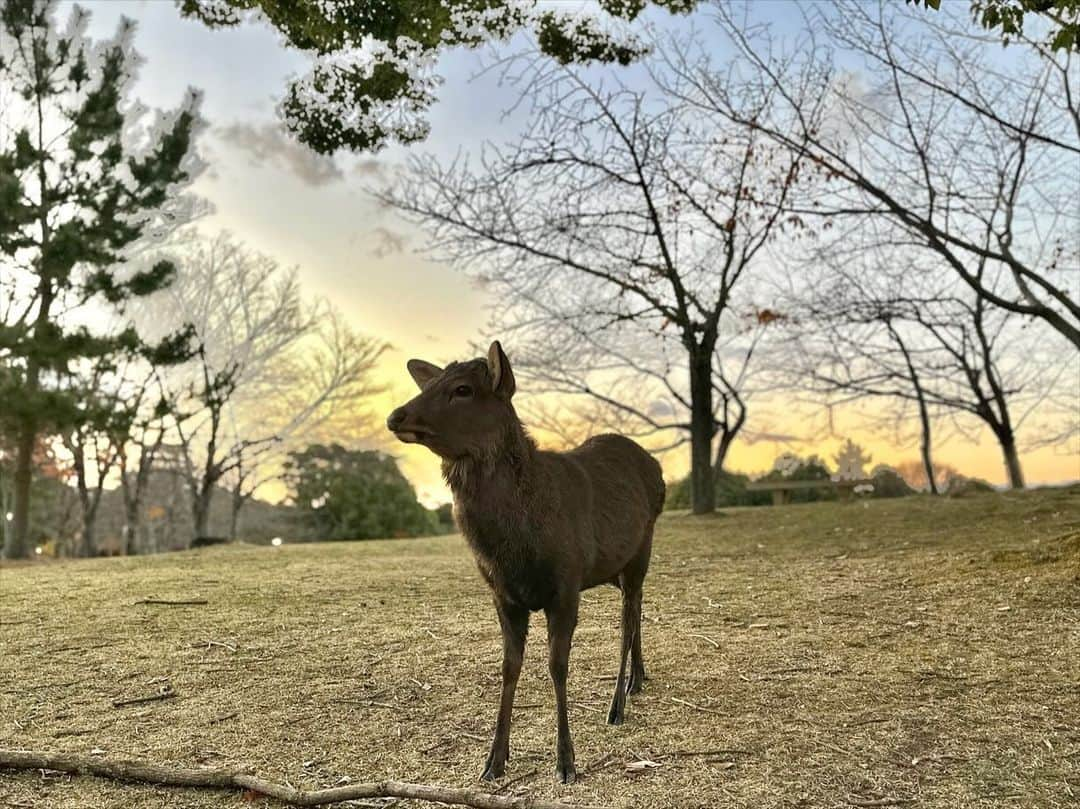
3 0 1076 552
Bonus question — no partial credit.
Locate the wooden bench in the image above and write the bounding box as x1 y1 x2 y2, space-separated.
745 478 873 505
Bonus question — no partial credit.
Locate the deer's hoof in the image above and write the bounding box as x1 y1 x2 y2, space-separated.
556 761 577 785
481 753 506 782
627 667 647 695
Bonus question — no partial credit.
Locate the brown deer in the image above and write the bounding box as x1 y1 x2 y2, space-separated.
387 341 664 784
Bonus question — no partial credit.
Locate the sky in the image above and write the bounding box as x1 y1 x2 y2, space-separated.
68 0 1079 505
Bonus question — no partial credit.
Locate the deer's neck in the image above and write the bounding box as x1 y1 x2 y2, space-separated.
442 421 536 506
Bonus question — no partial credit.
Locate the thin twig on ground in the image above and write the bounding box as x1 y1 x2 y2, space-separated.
669 697 724 716
686 633 720 648
494 768 539 794
331 699 403 711
192 640 237 652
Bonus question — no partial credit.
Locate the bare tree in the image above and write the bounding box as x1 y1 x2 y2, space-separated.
787 239 1074 490
792 309 947 495
382 64 810 513
670 0 1079 350
59 361 127 557
115 373 178 554
219 308 387 539
144 232 385 541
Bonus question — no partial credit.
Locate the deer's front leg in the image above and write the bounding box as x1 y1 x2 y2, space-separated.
545 594 579 784
481 599 529 781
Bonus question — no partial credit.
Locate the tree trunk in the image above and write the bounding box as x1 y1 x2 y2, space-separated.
688 346 716 515
920 437 938 495
6 66 54 561
712 427 738 477
890 324 938 495
712 399 747 477
193 487 213 541
5 430 35 559
915 389 938 495
80 509 97 558
123 498 141 555
998 429 1025 490
228 489 242 541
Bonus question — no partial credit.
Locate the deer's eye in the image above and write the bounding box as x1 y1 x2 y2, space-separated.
452 384 473 399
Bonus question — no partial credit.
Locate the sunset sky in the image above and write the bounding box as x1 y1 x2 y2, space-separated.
73 1 1078 506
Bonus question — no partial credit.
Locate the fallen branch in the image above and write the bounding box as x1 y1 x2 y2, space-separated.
111 688 176 709
0 749 606 809
654 748 754 758
134 598 208 606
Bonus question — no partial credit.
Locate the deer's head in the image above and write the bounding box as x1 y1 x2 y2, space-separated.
387 341 517 460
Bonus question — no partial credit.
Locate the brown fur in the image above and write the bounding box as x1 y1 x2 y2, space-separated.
387 342 664 784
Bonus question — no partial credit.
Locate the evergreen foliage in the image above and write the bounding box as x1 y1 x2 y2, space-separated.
665 457 920 510
665 469 772 510
0 0 201 558
284 443 441 540
871 466 918 499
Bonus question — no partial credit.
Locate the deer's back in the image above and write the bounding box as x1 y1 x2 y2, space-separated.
555 433 664 587
456 433 663 608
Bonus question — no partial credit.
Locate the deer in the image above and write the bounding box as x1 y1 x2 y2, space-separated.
387 341 665 785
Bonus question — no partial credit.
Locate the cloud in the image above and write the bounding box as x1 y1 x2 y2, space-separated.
743 430 804 445
354 159 386 179
647 399 675 418
368 226 410 258
217 122 343 186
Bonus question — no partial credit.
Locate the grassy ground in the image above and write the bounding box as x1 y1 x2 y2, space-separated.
1 486 1078 809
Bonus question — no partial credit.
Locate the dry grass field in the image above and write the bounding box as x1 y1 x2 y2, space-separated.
1 486 1078 809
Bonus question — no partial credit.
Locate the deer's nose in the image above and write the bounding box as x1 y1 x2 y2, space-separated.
387 407 408 431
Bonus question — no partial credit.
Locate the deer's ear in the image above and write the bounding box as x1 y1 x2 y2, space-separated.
407 359 443 390
487 340 515 398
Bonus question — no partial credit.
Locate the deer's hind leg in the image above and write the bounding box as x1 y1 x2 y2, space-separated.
606 576 641 725
608 534 651 723
626 527 653 696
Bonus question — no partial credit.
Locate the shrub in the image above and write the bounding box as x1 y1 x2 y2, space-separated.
284 443 439 540
755 455 837 503
870 465 916 498
664 469 773 510
945 476 997 497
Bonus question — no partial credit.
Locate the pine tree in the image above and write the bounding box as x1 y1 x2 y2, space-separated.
0 0 200 559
